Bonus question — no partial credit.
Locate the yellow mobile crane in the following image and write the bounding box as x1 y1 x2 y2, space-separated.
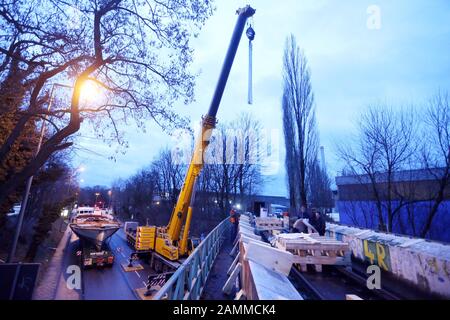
125 6 256 262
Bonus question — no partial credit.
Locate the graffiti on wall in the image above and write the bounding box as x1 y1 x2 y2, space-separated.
363 239 391 272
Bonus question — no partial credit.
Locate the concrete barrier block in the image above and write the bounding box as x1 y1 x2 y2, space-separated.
326 223 450 298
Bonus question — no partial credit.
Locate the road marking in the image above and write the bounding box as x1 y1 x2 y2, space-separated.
142 281 147 287
134 270 141 278
120 252 126 258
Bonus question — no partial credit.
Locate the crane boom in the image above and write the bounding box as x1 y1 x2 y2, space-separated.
154 6 256 261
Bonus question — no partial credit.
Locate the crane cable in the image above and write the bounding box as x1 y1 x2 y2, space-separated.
246 19 255 105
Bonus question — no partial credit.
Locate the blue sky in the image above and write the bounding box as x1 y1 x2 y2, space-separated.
73 0 450 196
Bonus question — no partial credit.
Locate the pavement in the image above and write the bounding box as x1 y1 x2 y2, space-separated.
201 230 235 300
33 227 81 300
34 227 156 300
82 229 153 300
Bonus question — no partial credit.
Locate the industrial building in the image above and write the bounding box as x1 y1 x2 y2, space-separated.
335 168 450 243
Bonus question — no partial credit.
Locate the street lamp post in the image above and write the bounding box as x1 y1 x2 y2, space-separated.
7 83 71 263
95 192 100 207
61 165 85 233
67 165 85 199
108 190 112 211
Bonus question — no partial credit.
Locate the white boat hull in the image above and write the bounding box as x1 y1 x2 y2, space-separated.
70 224 119 249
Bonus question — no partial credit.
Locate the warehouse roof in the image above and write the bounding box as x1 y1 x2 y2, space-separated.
336 167 447 186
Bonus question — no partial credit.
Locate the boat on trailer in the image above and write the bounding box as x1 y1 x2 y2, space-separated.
69 206 120 250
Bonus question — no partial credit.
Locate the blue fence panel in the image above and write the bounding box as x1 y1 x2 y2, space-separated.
153 218 230 300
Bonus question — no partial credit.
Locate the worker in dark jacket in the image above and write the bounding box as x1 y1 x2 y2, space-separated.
229 209 239 242
309 209 326 236
299 205 307 219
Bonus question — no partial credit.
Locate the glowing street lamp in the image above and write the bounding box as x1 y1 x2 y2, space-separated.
79 79 102 105
60 209 69 218
95 192 100 206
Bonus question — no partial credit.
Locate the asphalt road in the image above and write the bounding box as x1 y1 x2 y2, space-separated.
84 229 157 300
56 228 155 300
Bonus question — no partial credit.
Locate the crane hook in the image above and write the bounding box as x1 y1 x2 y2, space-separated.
246 24 255 41
246 24 255 105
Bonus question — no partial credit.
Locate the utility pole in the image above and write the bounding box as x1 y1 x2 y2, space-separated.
108 190 112 211
8 85 53 262
7 83 72 263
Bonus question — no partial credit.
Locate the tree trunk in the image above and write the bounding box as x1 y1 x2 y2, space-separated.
420 186 445 238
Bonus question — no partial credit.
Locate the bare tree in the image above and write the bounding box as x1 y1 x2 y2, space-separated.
204 124 241 212
152 148 185 205
0 110 38 226
0 0 214 209
282 34 318 215
419 92 450 237
308 158 333 210
337 104 417 232
0 152 75 261
200 112 263 212
229 113 263 204
110 113 265 230
110 168 159 223
367 106 417 231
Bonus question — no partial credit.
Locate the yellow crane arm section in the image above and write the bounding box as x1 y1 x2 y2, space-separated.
155 6 256 261
166 116 215 243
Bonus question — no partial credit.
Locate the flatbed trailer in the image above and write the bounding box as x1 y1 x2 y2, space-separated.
124 221 152 252
124 221 190 273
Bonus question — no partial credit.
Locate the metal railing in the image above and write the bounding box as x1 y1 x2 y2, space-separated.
153 218 230 300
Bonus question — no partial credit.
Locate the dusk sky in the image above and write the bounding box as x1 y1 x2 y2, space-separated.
73 0 450 196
